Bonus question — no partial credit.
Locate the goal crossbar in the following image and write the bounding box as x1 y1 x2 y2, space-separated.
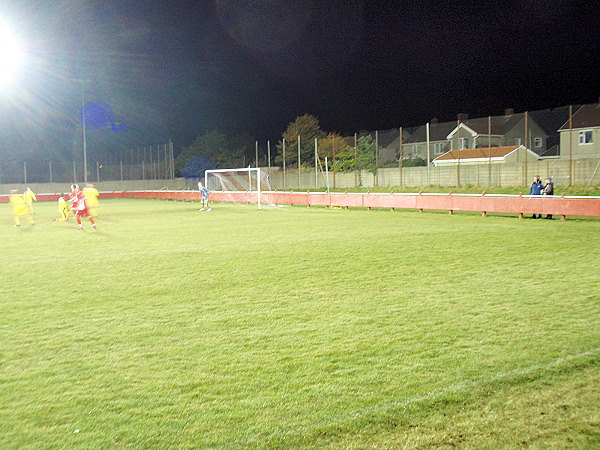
205 167 269 209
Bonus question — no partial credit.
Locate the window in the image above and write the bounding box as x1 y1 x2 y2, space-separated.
579 130 593 145
434 143 444 154
460 137 469 149
514 138 522 145
534 137 543 148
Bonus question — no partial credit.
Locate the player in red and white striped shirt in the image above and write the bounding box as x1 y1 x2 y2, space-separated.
68 184 96 231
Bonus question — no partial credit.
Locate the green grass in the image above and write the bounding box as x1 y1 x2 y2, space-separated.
1 199 599 448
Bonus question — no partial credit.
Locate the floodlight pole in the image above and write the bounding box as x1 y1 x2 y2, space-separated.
72 78 91 183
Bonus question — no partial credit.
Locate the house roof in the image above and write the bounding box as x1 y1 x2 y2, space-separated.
403 122 457 143
405 114 529 144
559 103 600 130
433 145 521 162
529 105 574 134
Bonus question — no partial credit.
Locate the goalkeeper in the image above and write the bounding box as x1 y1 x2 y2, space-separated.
198 181 211 211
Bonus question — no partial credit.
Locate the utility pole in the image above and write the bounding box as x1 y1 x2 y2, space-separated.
71 78 91 183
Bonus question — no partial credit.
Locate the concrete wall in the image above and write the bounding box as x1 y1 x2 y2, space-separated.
5 158 597 195
266 158 600 189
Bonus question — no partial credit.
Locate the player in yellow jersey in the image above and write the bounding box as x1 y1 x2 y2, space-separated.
57 193 70 221
9 189 34 227
82 184 100 216
24 187 37 214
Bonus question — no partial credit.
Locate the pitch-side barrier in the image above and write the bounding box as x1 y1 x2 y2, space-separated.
2 191 600 220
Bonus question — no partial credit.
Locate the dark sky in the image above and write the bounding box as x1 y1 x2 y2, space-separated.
1 0 599 153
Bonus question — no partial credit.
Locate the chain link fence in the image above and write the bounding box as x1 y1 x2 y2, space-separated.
257 106 600 190
0 142 175 185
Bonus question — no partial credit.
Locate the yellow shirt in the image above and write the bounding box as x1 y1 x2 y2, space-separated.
24 189 36 206
82 187 99 207
10 194 29 215
58 197 68 212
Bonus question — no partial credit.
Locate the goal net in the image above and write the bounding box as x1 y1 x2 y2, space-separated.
204 168 271 208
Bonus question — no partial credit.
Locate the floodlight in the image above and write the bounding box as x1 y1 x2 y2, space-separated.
0 24 25 86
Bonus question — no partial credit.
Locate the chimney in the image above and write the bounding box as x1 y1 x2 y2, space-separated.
430 117 438 124
457 113 468 122
504 108 514 116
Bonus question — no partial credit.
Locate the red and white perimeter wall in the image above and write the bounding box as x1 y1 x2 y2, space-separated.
2 191 600 219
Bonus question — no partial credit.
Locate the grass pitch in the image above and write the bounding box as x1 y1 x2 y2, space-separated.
1 199 599 448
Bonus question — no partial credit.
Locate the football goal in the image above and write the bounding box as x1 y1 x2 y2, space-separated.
204 168 271 209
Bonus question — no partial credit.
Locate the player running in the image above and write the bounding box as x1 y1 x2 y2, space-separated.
9 189 34 227
82 184 100 216
57 193 70 221
198 181 211 211
24 187 37 214
67 184 96 230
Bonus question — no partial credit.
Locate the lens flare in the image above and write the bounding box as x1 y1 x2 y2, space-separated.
0 24 25 86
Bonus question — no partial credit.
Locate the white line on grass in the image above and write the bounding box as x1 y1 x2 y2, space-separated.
342 348 600 422
239 348 600 445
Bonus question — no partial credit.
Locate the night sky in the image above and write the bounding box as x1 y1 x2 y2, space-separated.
1 0 599 153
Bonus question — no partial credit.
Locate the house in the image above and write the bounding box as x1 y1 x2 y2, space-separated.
528 105 573 156
391 107 573 164
558 103 600 159
398 120 456 162
374 128 410 165
432 145 539 166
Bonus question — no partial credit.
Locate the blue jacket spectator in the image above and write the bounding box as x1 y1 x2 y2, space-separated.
530 176 543 195
530 176 544 218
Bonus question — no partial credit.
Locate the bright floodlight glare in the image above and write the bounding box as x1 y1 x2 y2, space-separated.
0 24 25 86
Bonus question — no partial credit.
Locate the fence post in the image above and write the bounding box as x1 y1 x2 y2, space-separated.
267 140 271 174
283 138 286 190
488 116 492 186
49 160 53 184
332 135 336 189
568 105 573 185
456 118 461 186
97 161 100 182
354 133 358 187
23 161 27 184
399 127 403 187
375 130 379 186
524 111 529 186
314 137 318 189
170 140 175 179
297 135 301 189
73 161 77 182
426 123 432 185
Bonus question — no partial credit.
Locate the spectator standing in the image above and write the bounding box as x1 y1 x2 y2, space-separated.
542 177 554 219
529 176 544 218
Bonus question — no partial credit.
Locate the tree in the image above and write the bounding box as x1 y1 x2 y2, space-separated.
334 135 377 179
316 132 350 170
275 114 326 167
176 131 253 176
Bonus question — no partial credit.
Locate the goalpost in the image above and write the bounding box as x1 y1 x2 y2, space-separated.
204 167 271 209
